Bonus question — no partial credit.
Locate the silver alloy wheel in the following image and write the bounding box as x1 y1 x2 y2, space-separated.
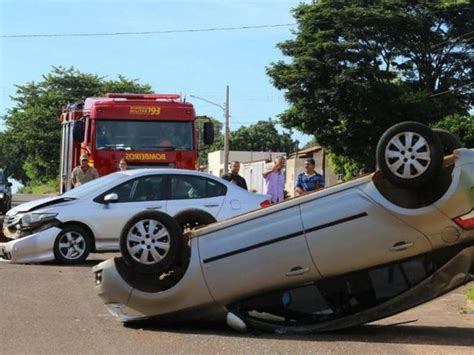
384 131 431 179
58 231 86 260
126 218 171 265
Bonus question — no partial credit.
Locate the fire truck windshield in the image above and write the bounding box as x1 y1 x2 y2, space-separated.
95 120 193 151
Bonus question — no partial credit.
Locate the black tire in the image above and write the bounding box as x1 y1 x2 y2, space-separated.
432 128 463 156
120 211 183 274
174 209 217 233
376 121 443 188
53 225 91 264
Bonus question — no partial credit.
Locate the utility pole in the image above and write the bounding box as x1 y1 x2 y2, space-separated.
223 85 230 174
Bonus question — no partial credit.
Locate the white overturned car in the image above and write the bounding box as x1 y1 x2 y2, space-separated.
94 122 474 333
0 169 269 264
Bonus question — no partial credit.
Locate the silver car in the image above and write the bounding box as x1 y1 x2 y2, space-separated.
94 122 474 333
0 169 269 264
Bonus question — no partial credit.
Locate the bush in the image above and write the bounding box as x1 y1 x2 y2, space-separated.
18 179 59 195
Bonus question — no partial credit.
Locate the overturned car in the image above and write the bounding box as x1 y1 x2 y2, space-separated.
94 122 474 333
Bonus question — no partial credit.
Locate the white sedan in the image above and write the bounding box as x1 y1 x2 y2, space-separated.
0 169 269 264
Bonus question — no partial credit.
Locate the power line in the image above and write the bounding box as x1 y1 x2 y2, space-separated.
428 82 473 97
0 23 295 39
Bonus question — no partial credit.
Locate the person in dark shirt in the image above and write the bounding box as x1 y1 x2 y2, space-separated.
295 158 324 195
222 161 248 190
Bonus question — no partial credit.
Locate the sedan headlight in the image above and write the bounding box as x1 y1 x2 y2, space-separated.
0 192 4 199
21 212 58 228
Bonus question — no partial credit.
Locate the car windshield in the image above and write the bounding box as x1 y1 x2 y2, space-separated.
62 172 129 199
95 120 193 150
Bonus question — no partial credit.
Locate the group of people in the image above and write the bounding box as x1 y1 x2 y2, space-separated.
222 156 325 204
71 155 128 188
72 153 326 204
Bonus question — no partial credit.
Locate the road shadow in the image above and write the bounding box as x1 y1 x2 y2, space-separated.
126 319 474 347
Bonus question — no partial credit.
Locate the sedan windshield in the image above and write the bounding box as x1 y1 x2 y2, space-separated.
95 120 193 150
62 172 129 199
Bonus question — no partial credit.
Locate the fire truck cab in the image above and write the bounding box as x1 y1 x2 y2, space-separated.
59 93 213 193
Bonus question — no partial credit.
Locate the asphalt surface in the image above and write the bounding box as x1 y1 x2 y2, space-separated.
0 194 473 354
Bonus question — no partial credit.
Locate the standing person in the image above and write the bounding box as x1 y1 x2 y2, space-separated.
294 158 325 196
263 156 286 204
118 158 128 171
71 154 99 188
221 161 248 190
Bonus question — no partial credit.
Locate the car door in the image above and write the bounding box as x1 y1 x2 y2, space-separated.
88 174 167 249
300 188 432 278
165 174 226 219
199 205 322 303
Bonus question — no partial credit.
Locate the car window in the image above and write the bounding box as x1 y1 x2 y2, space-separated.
235 253 436 326
170 175 227 200
107 175 164 202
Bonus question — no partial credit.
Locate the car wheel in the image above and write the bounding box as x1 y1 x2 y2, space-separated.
376 121 443 188
53 225 91 264
432 128 463 156
175 209 217 233
120 211 183 274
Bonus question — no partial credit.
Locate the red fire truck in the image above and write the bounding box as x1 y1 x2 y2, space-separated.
59 93 214 193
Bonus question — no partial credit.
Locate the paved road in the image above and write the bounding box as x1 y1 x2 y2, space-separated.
0 194 473 353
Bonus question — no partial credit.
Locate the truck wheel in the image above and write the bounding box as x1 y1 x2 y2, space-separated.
175 209 217 233
53 225 91 264
376 122 443 188
120 211 183 274
432 128 463 156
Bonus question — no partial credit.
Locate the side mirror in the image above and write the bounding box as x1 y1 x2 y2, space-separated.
103 193 119 203
72 120 85 143
203 122 214 145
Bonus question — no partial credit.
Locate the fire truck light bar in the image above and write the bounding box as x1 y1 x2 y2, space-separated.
106 93 181 100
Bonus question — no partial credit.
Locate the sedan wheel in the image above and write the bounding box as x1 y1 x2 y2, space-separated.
120 211 183 274
376 122 443 188
54 225 91 264
126 219 171 265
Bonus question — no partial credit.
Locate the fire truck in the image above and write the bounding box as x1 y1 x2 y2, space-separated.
59 93 214 193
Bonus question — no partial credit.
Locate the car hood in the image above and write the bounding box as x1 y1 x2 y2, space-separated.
7 196 76 215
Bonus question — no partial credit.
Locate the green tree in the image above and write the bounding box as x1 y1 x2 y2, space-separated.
0 66 152 185
435 114 474 148
267 1 473 175
229 119 298 154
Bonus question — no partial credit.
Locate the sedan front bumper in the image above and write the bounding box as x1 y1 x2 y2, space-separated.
0 227 60 263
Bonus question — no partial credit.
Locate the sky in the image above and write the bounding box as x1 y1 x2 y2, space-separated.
0 0 312 147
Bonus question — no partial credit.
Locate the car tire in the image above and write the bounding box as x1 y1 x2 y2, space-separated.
432 128 463 156
120 211 183 274
376 121 443 188
174 209 217 233
53 225 91 264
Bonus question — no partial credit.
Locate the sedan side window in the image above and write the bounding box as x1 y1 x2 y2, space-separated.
130 176 164 202
105 175 164 202
235 253 435 326
170 175 227 200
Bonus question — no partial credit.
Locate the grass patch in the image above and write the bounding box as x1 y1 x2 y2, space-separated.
467 286 474 301
18 179 59 195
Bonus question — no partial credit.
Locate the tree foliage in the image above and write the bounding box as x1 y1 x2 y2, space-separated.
0 66 152 184
229 119 298 154
267 0 473 174
435 114 474 148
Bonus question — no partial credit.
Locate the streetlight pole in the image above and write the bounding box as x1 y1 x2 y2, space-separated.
190 86 230 174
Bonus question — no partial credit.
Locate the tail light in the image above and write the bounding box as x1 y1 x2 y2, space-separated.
260 200 271 208
453 209 474 230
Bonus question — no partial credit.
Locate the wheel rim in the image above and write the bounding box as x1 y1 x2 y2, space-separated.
58 231 86 260
126 219 171 265
181 220 201 233
384 131 431 179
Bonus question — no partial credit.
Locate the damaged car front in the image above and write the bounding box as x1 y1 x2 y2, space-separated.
1 197 74 263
